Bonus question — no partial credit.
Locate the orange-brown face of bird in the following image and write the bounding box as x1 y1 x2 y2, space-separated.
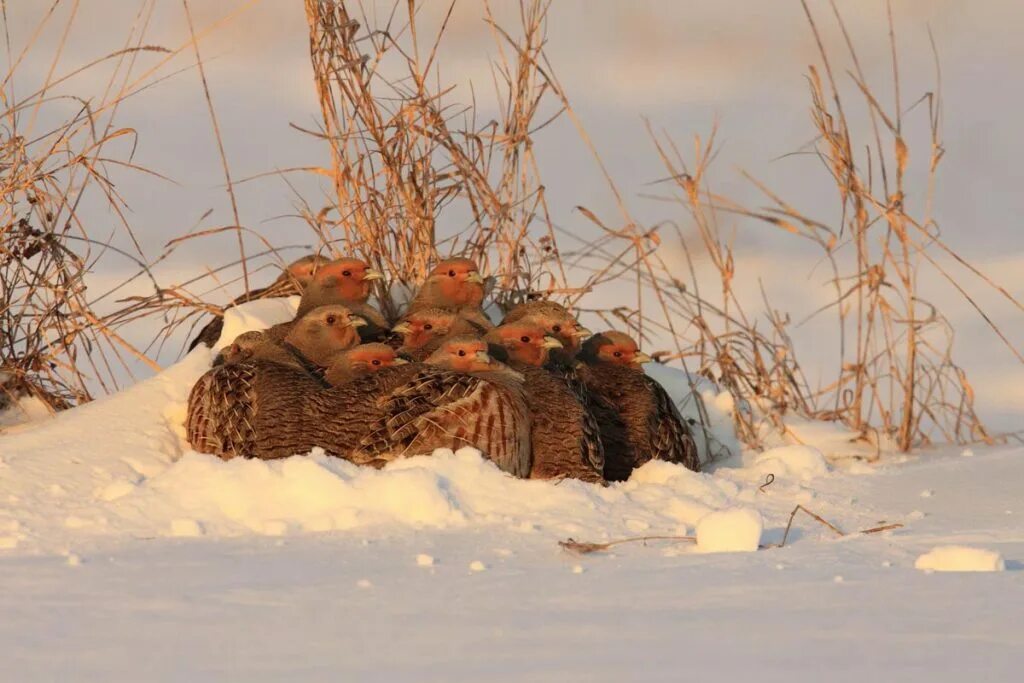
391 309 457 349
489 323 562 367
340 343 408 374
425 258 485 307
425 336 493 373
520 312 591 353
586 331 653 369
311 258 382 303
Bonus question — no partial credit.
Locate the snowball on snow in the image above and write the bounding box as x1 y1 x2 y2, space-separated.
914 546 1005 572
696 507 763 553
751 445 829 481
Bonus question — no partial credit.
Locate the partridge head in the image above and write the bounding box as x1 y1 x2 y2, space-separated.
581 331 653 369
486 323 562 367
411 258 486 309
325 343 408 385
285 305 367 367
296 257 382 316
503 301 591 354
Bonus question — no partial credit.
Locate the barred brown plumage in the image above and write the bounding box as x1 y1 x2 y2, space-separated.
186 336 531 477
486 322 604 483
578 331 700 478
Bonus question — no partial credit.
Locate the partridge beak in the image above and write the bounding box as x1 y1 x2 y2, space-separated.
362 269 384 281
542 336 563 349
390 322 413 335
349 316 368 328
465 271 485 285
573 327 593 339
392 357 409 365
633 352 653 364
474 350 492 364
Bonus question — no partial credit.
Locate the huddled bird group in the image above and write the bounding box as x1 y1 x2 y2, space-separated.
185 255 700 483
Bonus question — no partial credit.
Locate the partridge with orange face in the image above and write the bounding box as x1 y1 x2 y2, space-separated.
324 343 408 386
486 323 604 482
187 254 323 352
391 307 488 360
187 336 531 476
406 258 493 330
578 331 699 478
501 301 592 355
291 257 388 342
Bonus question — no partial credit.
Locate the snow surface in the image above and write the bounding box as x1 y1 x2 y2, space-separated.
1 299 1022 680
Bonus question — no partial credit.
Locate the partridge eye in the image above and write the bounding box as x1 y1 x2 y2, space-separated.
551 325 561 333
448 270 456 277
371 359 381 366
520 335 531 343
342 270 351 277
613 351 622 357
457 349 466 356
423 323 433 331
326 315 337 325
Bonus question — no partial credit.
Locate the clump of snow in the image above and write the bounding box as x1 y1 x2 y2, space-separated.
416 554 435 567
914 546 1005 573
749 445 830 481
468 560 487 572
696 507 763 553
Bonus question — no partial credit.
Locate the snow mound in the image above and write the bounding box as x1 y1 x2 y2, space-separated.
696 507 763 553
750 445 830 481
0 299 798 555
914 546 1006 573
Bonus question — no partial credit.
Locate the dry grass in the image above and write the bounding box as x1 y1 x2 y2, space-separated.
0 0 170 412
4 0 1019 458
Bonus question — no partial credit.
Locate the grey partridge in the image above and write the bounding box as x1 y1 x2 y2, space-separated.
578 331 700 477
486 322 604 483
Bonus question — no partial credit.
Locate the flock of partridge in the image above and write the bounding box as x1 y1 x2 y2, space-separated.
185 255 700 483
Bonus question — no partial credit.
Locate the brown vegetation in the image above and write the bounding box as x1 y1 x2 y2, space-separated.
2 1 1019 457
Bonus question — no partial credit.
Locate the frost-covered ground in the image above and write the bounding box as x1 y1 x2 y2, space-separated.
1 301 1021 681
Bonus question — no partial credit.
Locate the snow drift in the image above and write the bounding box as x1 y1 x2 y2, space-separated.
0 299 834 555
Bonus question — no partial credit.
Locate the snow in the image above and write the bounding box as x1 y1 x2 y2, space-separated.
695 507 763 553
1 298 1023 679
749 444 830 481
0 395 53 432
915 546 1006 573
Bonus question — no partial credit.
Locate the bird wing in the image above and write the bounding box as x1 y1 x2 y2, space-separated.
186 362 258 458
187 315 225 352
360 369 529 476
644 375 700 472
557 368 606 475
